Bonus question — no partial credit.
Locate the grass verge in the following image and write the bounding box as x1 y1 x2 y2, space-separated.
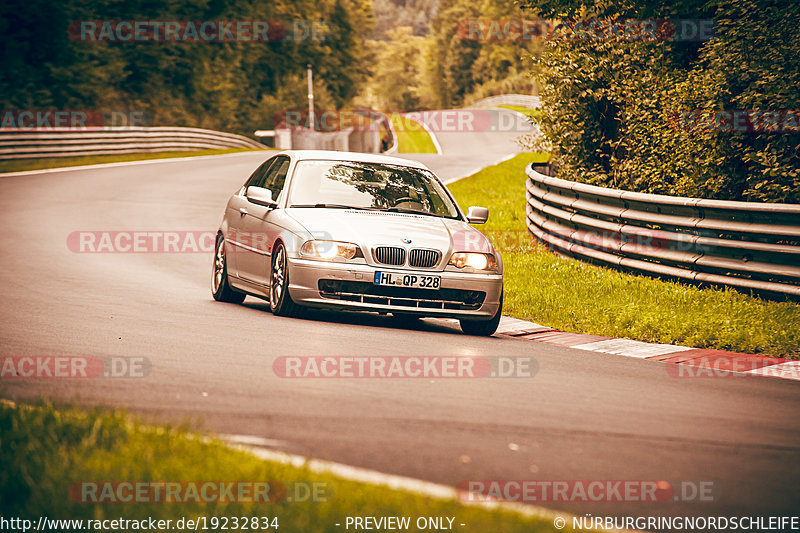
391 114 437 153
496 105 541 122
0 148 269 174
447 153 800 359
0 400 572 533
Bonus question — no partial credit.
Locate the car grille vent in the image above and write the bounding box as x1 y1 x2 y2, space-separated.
409 249 440 268
318 280 485 311
374 246 406 266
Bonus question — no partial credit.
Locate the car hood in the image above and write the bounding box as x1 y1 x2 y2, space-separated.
285 208 494 255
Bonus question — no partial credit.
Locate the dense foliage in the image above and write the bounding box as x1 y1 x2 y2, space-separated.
370 0 439 38
363 0 541 110
430 0 541 107
0 0 536 132
522 0 800 203
0 0 373 135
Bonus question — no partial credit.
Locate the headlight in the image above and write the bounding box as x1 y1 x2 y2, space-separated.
299 240 362 260
448 252 497 271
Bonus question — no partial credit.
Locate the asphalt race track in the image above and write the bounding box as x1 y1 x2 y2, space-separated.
399 108 534 182
1 110 799 522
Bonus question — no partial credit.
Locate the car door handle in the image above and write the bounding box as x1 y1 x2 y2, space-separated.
239 208 248 216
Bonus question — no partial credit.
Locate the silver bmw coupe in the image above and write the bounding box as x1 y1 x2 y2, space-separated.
212 150 503 335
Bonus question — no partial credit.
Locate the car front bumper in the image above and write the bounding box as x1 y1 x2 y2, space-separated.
287 257 502 319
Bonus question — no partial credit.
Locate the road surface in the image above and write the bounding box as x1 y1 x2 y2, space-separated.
1 115 798 523
398 108 534 182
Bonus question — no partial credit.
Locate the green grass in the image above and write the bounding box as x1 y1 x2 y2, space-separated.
0 148 269 174
0 400 575 533
448 153 800 359
496 105 541 122
391 114 438 153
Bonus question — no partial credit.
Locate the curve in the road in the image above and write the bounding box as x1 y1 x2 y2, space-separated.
1 120 798 521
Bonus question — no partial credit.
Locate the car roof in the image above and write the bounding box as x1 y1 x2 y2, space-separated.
275 150 432 171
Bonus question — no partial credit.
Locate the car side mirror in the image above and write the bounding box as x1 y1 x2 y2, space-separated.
466 206 489 224
246 186 277 209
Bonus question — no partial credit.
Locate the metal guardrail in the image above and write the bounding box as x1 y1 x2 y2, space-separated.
0 127 266 160
470 94 541 109
525 165 800 297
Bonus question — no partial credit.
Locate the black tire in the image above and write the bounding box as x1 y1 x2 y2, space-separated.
269 243 301 317
212 235 246 304
459 292 502 336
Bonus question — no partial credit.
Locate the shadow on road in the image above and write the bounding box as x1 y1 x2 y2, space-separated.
239 299 464 335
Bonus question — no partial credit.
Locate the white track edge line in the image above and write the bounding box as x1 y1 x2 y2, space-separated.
0 150 270 178
0 401 626 529
217 437 636 530
400 114 443 155
445 153 519 185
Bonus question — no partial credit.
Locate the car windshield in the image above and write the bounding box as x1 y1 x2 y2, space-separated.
288 160 461 219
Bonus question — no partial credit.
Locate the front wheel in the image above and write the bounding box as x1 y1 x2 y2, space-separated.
212 235 245 304
459 293 502 336
269 243 301 317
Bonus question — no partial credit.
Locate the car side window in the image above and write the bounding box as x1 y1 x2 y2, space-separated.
243 157 277 190
262 156 291 201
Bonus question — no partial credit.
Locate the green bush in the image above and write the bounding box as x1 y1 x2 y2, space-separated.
523 0 800 203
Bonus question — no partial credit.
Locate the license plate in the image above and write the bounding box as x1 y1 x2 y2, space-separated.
374 271 440 290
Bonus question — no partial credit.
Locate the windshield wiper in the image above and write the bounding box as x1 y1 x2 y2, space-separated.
291 204 446 217
381 207 441 217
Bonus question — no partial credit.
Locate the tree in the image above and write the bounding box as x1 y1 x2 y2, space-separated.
366 27 435 111
0 0 374 136
522 0 800 202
